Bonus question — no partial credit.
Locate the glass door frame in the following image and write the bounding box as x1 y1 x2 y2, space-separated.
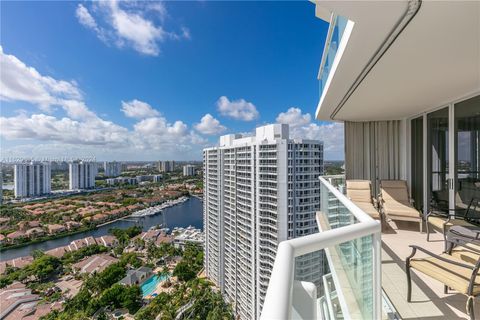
423 104 455 215
409 92 480 217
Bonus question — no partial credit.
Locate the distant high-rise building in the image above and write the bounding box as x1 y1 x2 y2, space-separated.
69 161 97 190
0 164 3 204
158 160 175 172
104 161 122 177
14 162 51 198
0 167 3 204
183 165 196 176
203 124 324 319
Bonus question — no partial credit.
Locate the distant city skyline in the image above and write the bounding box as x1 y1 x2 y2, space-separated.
0 1 344 161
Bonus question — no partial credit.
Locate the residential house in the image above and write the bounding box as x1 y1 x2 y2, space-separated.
7 231 26 242
119 267 153 286
72 254 118 274
47 224 66 234
25 228 45 238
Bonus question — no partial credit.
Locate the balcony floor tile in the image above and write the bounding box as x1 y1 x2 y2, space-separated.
381 220 480 319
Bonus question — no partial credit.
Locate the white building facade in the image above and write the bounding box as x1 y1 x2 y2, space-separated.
69 161 97 190
14 162 51 198
183 165 196 176
203 124 324 319
104 161 122 177
158 160 175 173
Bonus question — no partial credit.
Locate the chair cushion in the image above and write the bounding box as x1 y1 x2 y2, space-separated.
429 215 475 229
380 180 409 203
445 219 476 228
428 216 448 230
410 253 480 295
452 243 480 265
384 202 420 219
346 180 372 204
353 202 381 220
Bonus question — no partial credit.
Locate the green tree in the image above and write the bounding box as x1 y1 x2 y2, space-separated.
173 261 196 282
28 255 61 281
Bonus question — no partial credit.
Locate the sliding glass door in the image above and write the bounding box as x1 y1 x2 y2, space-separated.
410 94 480 216
410 116 423 210
427 107 450 212
454 96 480 216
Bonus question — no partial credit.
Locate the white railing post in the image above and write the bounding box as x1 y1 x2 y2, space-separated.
373 231 382 320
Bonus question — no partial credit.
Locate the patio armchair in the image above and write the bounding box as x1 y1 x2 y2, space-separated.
447 225 480 265
379 180 422 232
346 180 382 220
406 245 480 320
426 205 477 242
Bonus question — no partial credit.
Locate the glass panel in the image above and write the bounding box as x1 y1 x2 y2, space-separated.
313 178 375 320
319 177 358 231
455 95 480 217
319 15 348 97
427 107 449 212
411 116 424 211
326 234 374 319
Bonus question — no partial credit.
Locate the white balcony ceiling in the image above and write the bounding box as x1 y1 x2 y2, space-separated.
315 0 480 121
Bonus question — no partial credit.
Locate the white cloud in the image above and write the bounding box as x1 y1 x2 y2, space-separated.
0 46 82 113
121 99 160 119
134 117 187 137
276 107 344 160
0 48 208 159
217 96 259 121
0 113 128 146
75 1 190 56
76 4 99 32
194 114 226 135
276 107 311 128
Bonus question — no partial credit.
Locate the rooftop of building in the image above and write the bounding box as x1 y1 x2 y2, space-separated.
72 253 118 274
119 266 153 286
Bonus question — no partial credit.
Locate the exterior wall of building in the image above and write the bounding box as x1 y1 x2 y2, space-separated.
14 162 51 198
203 148 223 290
69 162 97 190
104 161 122 177
203 124 324 319
158 161 175 172
183 165 196 176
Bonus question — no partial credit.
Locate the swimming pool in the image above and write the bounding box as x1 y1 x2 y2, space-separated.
141 274 168 297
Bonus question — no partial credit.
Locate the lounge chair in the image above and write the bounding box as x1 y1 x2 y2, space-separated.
346 180 381 220
406 245 480 320
379 180 422 232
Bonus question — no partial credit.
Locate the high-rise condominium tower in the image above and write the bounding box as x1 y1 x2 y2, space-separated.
158 160 175 173
104 161 122 177
203 124 324 319
183 165 196 176
69 161 97 190
14 162 51 198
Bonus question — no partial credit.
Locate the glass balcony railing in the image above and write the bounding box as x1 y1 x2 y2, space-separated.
261 175 381 320
319 15 349 98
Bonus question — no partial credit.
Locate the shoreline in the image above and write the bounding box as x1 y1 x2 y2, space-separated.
0 196 200 259
0 226 96 253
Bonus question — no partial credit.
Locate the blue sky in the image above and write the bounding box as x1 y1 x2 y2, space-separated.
0 1 344 161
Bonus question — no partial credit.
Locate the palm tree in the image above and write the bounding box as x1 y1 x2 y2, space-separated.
157 266 170 287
